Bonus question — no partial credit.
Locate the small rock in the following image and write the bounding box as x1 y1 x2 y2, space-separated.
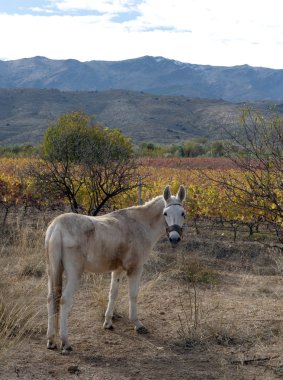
67 365 80 375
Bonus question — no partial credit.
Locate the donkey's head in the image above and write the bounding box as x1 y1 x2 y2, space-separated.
163 185 186 247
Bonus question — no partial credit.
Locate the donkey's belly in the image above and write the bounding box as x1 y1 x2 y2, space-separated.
83 256 123 274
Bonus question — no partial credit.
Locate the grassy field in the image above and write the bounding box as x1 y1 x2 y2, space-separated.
0 209 283 379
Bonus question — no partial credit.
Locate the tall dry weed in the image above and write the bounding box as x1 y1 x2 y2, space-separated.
171 242 283 351
0 212 48 359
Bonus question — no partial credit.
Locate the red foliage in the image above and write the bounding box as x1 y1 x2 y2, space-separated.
138 157 237 170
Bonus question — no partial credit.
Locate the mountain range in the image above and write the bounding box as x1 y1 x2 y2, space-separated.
0 56 282 146
1 55 283 102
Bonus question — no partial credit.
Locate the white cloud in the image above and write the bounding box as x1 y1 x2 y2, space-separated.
29 7 55 14
0 0 282 68
54 0 135 13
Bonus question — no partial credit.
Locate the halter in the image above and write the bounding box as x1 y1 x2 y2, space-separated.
166 224 183 238
166 203 182 207
164 203 183 238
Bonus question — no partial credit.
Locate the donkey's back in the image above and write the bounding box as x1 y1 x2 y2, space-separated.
45 211 146 275
45 213 96 250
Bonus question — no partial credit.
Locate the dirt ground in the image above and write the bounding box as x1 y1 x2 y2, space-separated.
1 226 283 380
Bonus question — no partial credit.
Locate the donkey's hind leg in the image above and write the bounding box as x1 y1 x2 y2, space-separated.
59 263 82 353
47 274 61 350
103 269 124 329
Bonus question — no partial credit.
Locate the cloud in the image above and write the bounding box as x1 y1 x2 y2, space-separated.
0 0 282 68
50 0 143 18
55 0 130 13
27 0 144 22
29 7 55 14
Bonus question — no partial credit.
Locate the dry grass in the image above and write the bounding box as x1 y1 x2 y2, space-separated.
0 212 283 379
0 214 47 358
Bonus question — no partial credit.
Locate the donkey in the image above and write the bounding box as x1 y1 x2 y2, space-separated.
45 185 186 353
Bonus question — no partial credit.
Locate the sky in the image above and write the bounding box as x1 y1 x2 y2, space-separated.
0 0 282 69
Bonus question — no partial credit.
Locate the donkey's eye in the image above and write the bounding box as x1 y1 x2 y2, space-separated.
181 212 185 217
164 212 167 216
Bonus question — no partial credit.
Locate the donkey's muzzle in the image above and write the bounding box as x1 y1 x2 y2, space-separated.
166 224 183 247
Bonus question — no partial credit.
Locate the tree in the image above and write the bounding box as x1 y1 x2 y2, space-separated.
182 141 205 157
210 141 225 157
29 112 140 215
213 108 283 239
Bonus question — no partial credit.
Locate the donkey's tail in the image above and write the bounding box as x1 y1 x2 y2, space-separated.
45 223 63 336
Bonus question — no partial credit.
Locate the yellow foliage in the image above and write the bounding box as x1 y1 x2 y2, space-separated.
0 157 282 226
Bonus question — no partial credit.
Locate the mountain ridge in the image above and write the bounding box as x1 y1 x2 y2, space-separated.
0 55 282 102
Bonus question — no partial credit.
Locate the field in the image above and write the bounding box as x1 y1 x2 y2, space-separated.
0 206 283 379
0 157 283 379
0 156 274 229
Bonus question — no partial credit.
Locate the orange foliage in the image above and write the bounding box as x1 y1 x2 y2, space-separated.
0 157 273 226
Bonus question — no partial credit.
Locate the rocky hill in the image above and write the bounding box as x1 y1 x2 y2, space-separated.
0 88 281 146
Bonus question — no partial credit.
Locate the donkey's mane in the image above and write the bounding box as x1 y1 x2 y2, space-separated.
143 194 181 208
143 195 164 208
115 195 164 213
124 194 182 213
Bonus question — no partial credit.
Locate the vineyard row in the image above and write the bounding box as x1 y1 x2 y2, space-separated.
0 158 281 237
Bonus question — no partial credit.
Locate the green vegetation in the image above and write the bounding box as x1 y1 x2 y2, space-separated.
0 138 226 159
0 144 40 157
137 138 226 157
29 112 139 215
43 112 132 163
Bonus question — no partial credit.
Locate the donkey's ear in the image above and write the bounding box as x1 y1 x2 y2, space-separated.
163 185 171 202
176 185 186 203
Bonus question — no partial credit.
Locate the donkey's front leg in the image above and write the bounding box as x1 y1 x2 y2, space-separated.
127 267 148 334
103 269 123 330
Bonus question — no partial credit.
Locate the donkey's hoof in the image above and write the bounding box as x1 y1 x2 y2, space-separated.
103 321 114 330
61 345 73 355
106 325 114 330
135 326 149 334
47 341 57 350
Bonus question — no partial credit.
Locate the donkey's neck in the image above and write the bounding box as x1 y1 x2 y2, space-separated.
141 196 164 216
137 196 166 244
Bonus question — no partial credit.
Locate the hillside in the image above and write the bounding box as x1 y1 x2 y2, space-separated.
0 88 281 146
1 56 283 102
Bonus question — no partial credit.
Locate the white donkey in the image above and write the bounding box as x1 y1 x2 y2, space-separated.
45 185 186 353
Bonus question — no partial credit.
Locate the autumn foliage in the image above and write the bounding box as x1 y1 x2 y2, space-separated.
0 156 280 236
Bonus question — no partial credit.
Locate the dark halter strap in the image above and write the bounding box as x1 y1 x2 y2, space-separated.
166 203 182 208
166 224 183 237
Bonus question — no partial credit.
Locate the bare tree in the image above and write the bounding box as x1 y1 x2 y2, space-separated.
214 108 283 239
